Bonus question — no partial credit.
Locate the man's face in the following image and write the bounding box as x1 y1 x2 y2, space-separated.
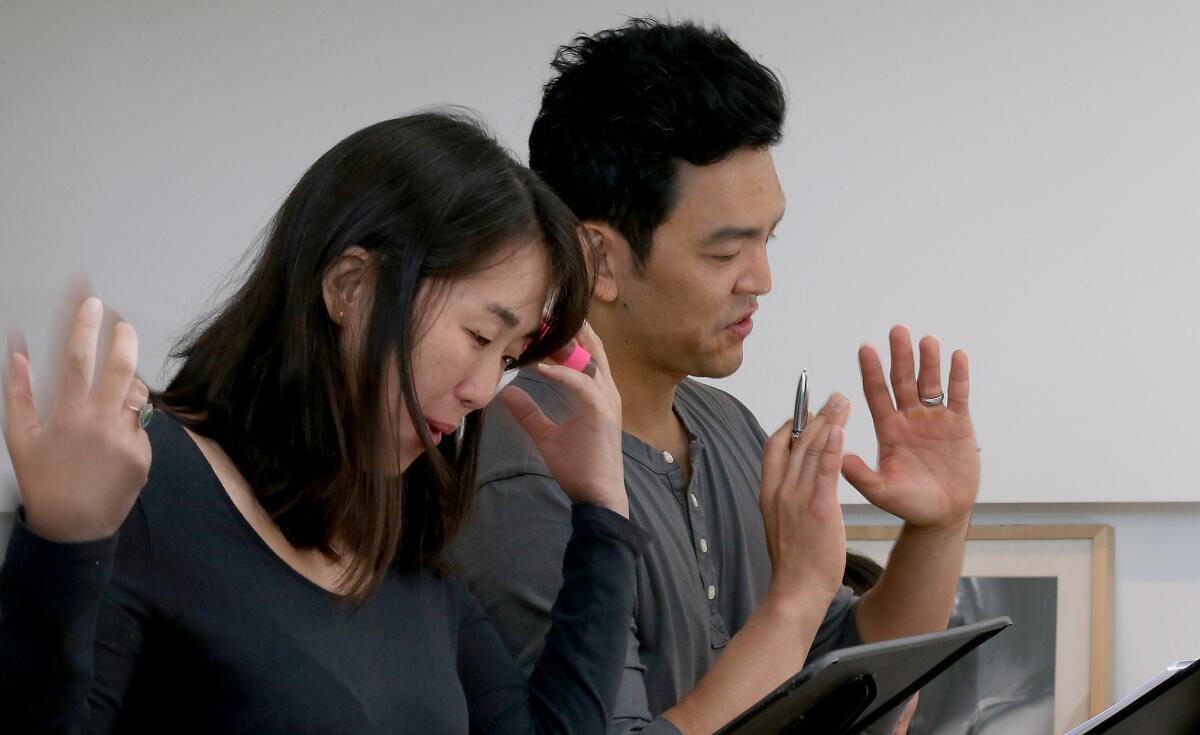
607 147 785 380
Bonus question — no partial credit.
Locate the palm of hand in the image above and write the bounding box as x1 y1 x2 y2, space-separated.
841 327 980 530
867 405 979 527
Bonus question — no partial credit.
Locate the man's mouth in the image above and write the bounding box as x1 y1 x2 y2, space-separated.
727 308 757 338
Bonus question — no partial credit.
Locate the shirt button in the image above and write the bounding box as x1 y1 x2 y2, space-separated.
700 538 709 553
690 493 699 508
663 450 675 464
707 585 717 600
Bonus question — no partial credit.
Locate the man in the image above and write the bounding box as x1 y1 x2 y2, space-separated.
450 19 980 733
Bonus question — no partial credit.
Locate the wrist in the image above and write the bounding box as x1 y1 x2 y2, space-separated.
21 505 118 545
571 484 629 519
759 584 837 627
902 512 971 538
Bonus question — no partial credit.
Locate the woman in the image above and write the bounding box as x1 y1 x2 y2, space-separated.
0 113 641 733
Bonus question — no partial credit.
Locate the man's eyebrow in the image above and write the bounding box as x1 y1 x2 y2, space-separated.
701 210 786 246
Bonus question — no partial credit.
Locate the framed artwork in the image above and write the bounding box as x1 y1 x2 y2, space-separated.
846 524 1114 735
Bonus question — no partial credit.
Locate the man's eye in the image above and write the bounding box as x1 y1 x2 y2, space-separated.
712 253 738 262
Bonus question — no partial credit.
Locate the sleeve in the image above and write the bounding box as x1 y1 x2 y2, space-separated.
453 476 680 735
809 585 864 657
457 504 647 735
0 503 155 734
606 618 684 735
450 473 574 673
810 588 908 735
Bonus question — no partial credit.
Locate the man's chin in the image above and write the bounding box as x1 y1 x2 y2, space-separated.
687 347 744 380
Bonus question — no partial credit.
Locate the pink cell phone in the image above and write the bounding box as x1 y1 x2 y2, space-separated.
559 342 593 372
527 321 594 374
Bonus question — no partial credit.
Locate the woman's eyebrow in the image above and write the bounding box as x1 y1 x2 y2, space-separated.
486 302 540 339
486 302 520 328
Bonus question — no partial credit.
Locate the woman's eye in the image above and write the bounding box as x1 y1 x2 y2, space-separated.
469 330 491 348
712 253 738 263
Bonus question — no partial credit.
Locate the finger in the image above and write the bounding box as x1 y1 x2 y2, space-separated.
797 424 842 505
499 385 557 443
45 277 97 406
96 322 139 415
4 350 40 446
760 420 793 507
54 297 104 413
534 361 603 412
946 349 970 415
916 335 943 406
571 322 613 387
782 422 831 503
93 303 126 389
810 425 846 507
888 325 920 409
841 452 886 501
122 378 150 429
857 343 895 427
788 402 830 459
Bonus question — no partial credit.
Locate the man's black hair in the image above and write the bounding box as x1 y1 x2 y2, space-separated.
529 18 787 269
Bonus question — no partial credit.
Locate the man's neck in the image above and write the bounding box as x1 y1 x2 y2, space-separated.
594 322 686 450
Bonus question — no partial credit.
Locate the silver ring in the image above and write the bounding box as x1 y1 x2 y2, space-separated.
920 392 945 407
128 402 154 429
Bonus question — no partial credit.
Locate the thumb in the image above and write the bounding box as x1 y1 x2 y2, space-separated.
499 385 557 444
4 350 40 447
841 452 887 502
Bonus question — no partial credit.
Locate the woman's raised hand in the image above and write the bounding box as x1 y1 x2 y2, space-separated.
498 322 628 518
3 297 152 542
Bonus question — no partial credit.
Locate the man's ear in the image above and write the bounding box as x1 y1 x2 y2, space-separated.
321 245 373 327
584 222 629 304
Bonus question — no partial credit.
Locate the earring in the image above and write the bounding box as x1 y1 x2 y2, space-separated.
338 310 345 322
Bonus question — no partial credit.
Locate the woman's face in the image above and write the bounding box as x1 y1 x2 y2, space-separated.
396 242 551 470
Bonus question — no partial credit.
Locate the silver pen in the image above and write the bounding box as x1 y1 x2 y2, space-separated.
791 370 809 442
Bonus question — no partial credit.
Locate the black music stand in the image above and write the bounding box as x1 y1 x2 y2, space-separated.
718 616 1012 735
1066 659 1200 734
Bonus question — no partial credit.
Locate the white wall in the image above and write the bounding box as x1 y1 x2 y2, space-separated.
2 0 1198 712
4 1 1200 506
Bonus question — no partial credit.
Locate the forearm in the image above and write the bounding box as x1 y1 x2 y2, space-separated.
662 592 832 734
0 510 116 731
526 504 646 734
855 518 970 643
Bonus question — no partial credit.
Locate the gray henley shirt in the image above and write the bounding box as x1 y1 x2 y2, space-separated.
449 370 862 734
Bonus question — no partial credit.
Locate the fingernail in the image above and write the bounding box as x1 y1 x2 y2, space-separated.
828 393 847 411
8 329 27 358
82 297 102 315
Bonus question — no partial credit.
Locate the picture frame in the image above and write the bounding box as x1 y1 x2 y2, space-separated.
846 524 1114 733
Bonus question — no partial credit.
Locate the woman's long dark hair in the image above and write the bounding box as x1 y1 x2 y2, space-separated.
155 112 591 597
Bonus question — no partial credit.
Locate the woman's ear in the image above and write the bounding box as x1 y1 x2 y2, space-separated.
584 223 627 304
321 246 373 327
